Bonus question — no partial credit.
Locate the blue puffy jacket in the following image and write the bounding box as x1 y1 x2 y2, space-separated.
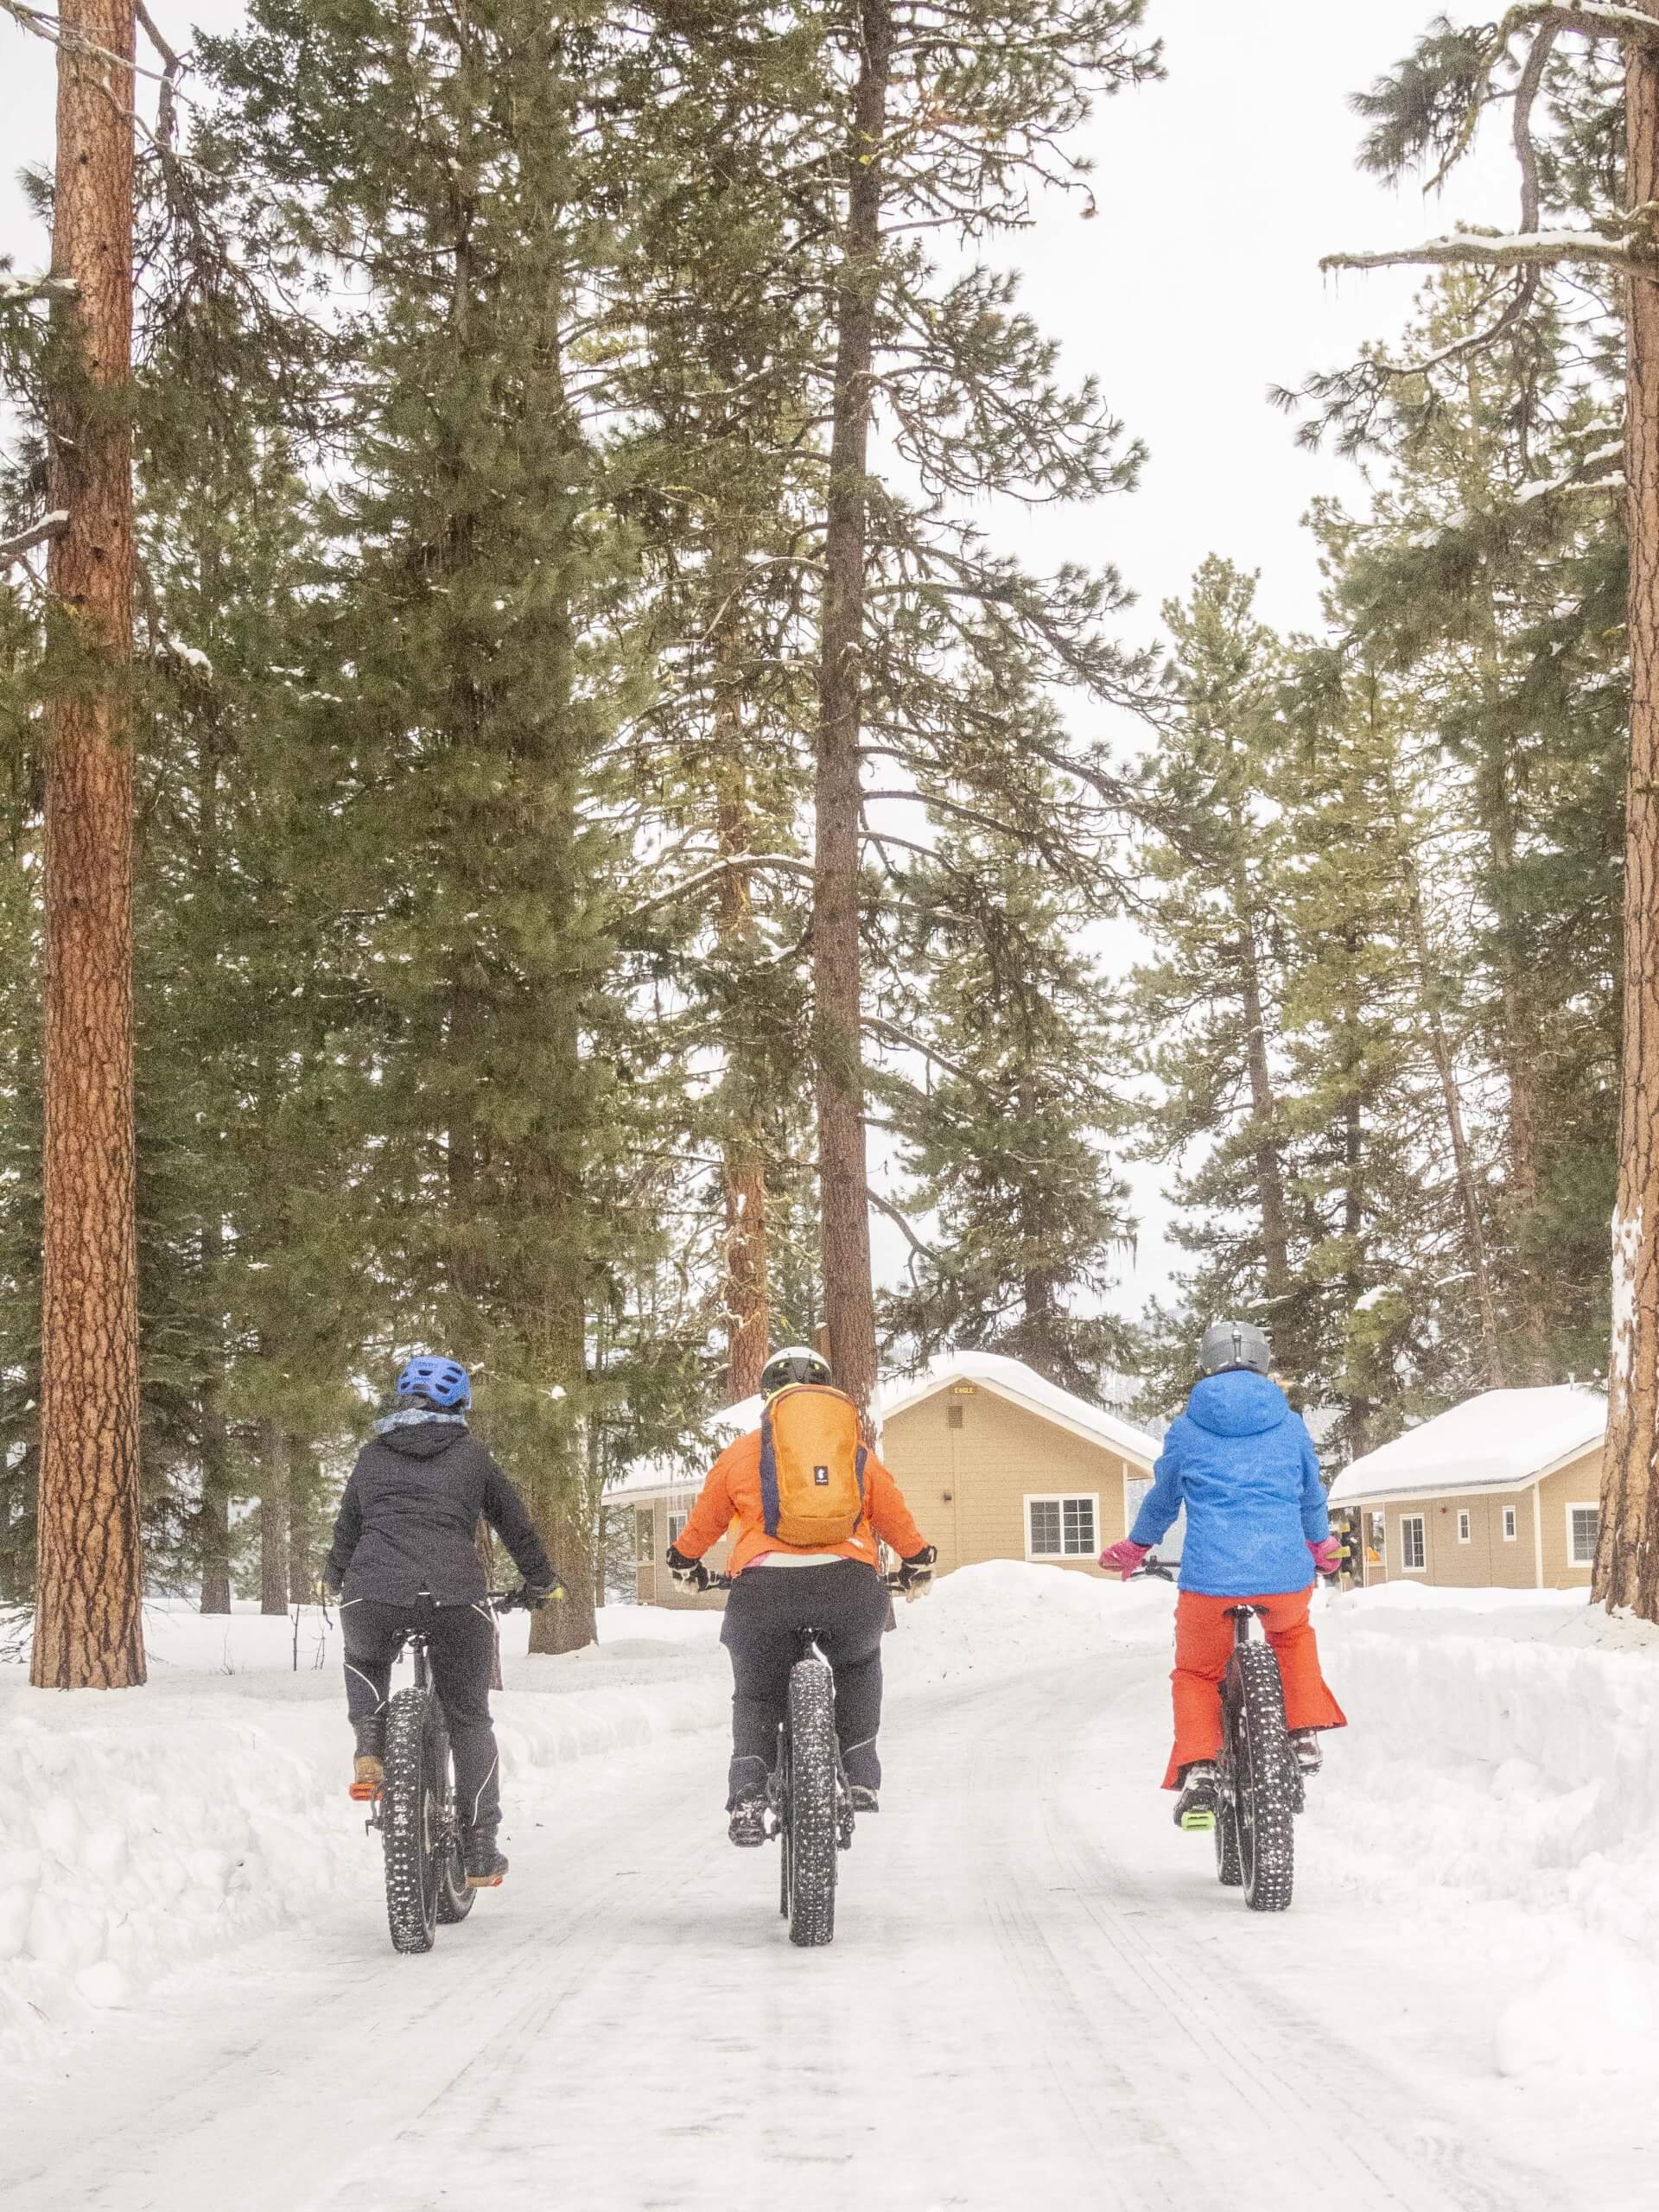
1129 1370 1329 1596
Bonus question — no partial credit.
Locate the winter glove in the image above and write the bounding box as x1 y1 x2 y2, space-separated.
1099 1539 1151 1579
315 1571 342 1605
520 1577 569 1611
665 1545 709 1592
897 1543 938 1592
1309 1536 1342 1579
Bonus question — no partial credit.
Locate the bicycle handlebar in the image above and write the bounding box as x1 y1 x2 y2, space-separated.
1126 1554 1177 1583
673 1567 930 1595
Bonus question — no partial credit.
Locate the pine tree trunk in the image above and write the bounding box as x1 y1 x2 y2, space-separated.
1599 6 1659 1617
1230 849 1292 1311
813 0 892 1424
198 1465 232 1614
258 1421 289 1615
31 0 144 1691
716 725 779 1389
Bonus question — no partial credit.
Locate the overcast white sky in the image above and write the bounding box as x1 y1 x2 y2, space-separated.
0 1 1520 1323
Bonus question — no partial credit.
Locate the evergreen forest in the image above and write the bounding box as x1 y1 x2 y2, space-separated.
6 0 1659 1670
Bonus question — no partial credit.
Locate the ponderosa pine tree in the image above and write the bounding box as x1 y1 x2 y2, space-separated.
1302 1 1656 1606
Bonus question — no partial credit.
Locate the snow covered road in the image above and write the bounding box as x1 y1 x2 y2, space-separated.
3 1576 1656 2210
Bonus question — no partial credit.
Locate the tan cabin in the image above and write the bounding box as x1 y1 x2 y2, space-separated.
1326 1386 1606 1592
615 1351 1162 1608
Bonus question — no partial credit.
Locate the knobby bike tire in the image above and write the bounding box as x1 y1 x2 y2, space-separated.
382 1687 442 1954
785 1660 837 1948
777 1722 791 1921
1230 1642 1295 1913
432 1706 475 1927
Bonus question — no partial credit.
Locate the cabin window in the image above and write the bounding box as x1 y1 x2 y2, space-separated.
633 1509 654 1563
1369 1510 1385 1560
667 1510 688 1548
1400 1515 1427 1572
947 1403 964 1431
1457 1510 1471 1543
1026 1494 1097 1560
1567 1504 1600 1567
1503 1507 1517 1541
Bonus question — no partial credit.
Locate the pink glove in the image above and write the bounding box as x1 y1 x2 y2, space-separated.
1309 1536 1341 1578
1099 1539 1150 1579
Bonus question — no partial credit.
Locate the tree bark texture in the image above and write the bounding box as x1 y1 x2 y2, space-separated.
813 0 892 1426
1599 3 1659 1617
714 588 772 1402
31 0 144 1689
286 1436 316 1600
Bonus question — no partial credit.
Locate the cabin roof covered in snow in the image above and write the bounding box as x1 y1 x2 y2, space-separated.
1326 1386 1606 1507
609 1348 1160 1500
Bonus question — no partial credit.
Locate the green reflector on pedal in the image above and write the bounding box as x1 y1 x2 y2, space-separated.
1180 1810 1217 1832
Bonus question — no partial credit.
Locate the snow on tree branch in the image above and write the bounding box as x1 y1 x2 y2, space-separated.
0 272 76 306
1324 229 1643 275
0 513 68 569
1501 3 1659 44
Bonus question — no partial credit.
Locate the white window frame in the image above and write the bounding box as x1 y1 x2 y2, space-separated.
1502 1506 1518 1541
1024 1491 1100 1561
1457 1510 1471 1543
1369 1510 1385 1561
1400 1514 1427 1573
633 1507 655 1564
1566 1502 1600 1568
667 1509 688 1548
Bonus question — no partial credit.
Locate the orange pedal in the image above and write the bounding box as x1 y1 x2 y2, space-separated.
347 1782 380 1802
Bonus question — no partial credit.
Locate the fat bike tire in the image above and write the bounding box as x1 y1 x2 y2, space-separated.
785 1661 836 1948
1231 1644 1295 1913
431 1709 475 1928
777 1724 791 1921
382 1688 442 1954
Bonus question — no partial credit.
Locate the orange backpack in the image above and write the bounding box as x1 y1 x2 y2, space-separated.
760 1384 868 1548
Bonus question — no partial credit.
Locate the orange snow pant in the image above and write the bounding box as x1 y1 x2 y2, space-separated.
1163 1587 1346 1789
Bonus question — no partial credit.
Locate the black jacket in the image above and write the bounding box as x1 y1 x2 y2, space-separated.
326 1416 555 1605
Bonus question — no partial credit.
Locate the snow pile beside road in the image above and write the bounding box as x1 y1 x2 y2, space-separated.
887 1558 1173 1688
1319 1590 1659 2078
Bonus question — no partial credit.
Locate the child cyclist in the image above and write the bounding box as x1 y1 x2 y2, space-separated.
1099 1319 1346 1829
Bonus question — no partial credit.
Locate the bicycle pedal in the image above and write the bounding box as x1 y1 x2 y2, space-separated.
465 1873 505 1891
1179 1809 1217 1833
347 1780 381 1802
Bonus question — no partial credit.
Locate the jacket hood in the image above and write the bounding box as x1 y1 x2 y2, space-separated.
376 1412 470 1460
1186 1369 1290 1440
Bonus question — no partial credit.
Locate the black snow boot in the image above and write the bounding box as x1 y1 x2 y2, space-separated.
1173 1761 1218 1832
350 1715 385 1801
727 1755 768 1847
849 1783 879 1814
463 1823 509 1889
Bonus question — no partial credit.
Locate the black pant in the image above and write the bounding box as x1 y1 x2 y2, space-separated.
721 1560 889 1799
341 1596 501 1829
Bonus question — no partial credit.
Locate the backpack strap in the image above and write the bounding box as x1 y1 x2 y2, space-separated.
760 1405 780 1538
855 1442 867 1523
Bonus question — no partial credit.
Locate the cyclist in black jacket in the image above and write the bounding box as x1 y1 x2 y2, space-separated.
322 1355 566 1888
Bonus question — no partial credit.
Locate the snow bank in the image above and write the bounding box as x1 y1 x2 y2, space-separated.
1319 1590 1659 2078
0 1601 732 2067
887 1557 1173 1687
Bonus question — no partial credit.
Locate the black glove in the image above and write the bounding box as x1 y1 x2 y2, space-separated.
898 1544 938 1591
518 1577 569 1611
665 1544 709 1592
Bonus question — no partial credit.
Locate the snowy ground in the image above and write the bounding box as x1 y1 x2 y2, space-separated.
3 1567 1656 2209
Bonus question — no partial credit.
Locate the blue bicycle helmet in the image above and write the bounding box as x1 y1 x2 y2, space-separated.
395 1354 471 1409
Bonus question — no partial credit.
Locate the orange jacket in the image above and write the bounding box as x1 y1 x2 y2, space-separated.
676 1426 926 1576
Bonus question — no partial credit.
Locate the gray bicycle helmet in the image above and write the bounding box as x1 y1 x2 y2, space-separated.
1198 1319 1272 1377
759 1344 834 1398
